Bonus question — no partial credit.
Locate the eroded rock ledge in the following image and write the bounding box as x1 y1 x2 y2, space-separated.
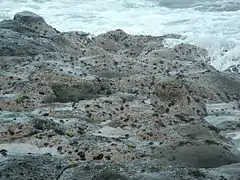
0 11 240 180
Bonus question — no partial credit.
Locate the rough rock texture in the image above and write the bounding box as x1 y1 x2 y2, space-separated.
0 11 84 56
1 11 240 180
0 154 66 180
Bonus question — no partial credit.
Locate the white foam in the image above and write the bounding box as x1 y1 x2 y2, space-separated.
1 0 240 71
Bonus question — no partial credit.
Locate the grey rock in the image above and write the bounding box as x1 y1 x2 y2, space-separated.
93 171 129 180
206 72 240 97
152 143 240 168
51 78 112 103
161 33 183 39
33 119 65 135
1 10 240 180
152 79 207 116
13 11 58 35
137 169 232 180
61 31 92 46
58 162 130 180
95 29 165 57
216 163 240 178
172 43 208 61
58 161 237 180
0 11 85 56
0 154 65 180
175 119 224 140
185 71 240 103
88 37 122 52
217 121 240 131
0 28 59 56
146 43 208 62
97 29 128 41
225 64 240 74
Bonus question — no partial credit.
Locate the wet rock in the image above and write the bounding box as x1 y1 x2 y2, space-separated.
174 118 224 141
0 143 59 156
0 28 59 56
88 37 121 52
97 29 128 41
93 170 129 180
57 161 238 180
152 79 206 116
0 149 8 156
1 10 240 180
215 163 240 179
138 168 235 180
206 72 240 98
172 43 208 61
57 161 134 180
0 123 38 143
161 33 183 39
51 77 112 103
146 47 172 59
217 121 240 131
13 11 57 35
225 64 240 74
60 31 92 47
118 35 163 57
0 154 65 180
146 43 208 63
185 71 240 102
152 143 240 168
0 11 85 56
96 29 165 57
33 119 65 135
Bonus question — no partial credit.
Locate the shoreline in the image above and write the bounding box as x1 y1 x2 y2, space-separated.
0 11 240 180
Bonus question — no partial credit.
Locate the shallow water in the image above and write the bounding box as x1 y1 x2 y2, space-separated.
1 0 240 71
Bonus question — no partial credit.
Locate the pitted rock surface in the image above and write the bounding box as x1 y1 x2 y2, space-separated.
1 11 240 180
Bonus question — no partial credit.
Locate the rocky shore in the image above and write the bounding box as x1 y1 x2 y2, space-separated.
0 11 240 180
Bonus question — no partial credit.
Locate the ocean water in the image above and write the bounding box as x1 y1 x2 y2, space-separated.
1 0 240 71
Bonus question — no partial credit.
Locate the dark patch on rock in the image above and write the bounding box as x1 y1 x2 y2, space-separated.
0 149 8 156
51 79 112 103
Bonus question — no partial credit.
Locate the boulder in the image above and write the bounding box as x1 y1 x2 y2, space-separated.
152 143 240 168
13 11 57 35
185 71 240 103
0 28 59 56
0 11 86 56
51 77 112 103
